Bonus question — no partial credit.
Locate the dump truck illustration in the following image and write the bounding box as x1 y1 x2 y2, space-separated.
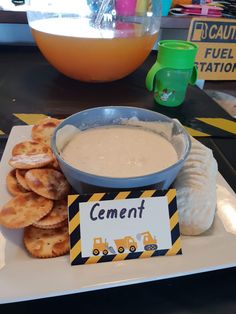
137 231 158 251
114 236 137 253
92 237 115 256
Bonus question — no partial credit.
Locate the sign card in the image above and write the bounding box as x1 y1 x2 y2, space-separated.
188 18 236 80
68 189 181 265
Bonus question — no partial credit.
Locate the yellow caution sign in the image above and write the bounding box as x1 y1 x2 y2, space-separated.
188 18 236 80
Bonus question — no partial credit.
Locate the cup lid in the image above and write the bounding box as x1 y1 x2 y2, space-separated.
157 40 198 69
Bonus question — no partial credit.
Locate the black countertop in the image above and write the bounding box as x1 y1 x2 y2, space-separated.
0 45 235 313
0 45 235 190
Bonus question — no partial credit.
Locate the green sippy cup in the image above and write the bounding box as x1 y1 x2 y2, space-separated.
146 40 198 107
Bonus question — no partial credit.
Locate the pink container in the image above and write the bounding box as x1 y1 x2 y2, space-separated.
115 0 137 16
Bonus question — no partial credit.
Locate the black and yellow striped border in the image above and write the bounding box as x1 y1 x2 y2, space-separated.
68 189 181 266
0 113 235 138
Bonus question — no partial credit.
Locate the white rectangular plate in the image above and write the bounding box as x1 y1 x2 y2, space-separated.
0 126 236 304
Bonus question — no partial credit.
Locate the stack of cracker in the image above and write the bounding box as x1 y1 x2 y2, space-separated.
174 137 218 236
0 118 71 258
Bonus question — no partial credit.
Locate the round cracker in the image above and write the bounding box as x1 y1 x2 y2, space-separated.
33 220 67 230
0 192 53 229
6 170 28 196
47 155 61 171
16 169 31 191
50 155 61 170
12 140 52 156
33 200 68 229
32 117 61 146
9 153 54 169
25 169 70 200
24 225 69 258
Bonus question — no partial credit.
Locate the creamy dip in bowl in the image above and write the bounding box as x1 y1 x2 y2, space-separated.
51 107 191 193
61 125 178 178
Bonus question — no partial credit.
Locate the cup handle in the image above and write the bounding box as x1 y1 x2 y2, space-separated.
146 62 163 91
189 65 198 85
